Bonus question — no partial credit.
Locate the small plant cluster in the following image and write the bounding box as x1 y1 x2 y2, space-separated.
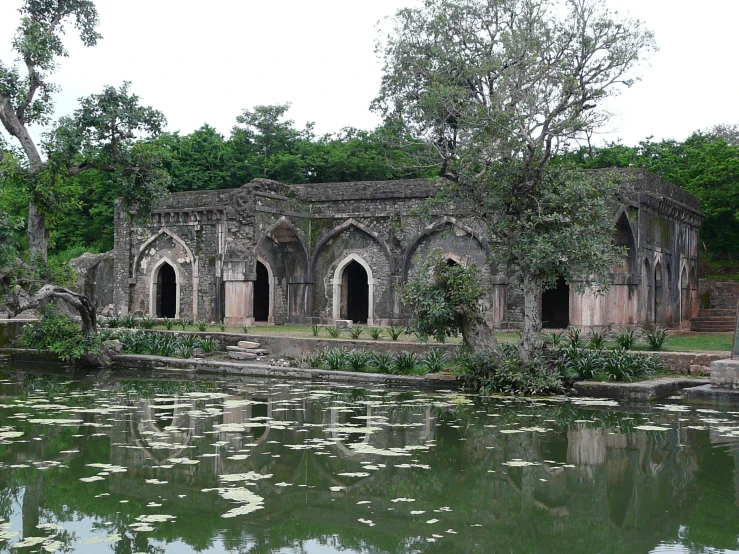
105 315 229 333
99 330 215 359
20 306 99 362
299 347 450 375
542 326 670 351
457 345 564 396
543 327 662 382
311 325 410 341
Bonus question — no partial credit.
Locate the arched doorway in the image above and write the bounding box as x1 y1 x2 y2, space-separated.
541 277 569 329
157 262 177 318
613 213 636 274
342 261 369 324
253 261 270 322
642 258 652 327
681 267 690 322
654 262 662 325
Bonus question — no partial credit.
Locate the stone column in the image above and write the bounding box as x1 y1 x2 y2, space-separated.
287 275 313 324
222 260 254 326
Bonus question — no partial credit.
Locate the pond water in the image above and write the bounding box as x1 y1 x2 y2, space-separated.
0 366 737 554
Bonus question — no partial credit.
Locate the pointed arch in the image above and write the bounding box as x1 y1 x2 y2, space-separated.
403 217 489 279
254 256 274 323
331 253 375 325
613 211 636 273
311 219 394 278
149 257 182 318
256 216 310 276
133 228 194 276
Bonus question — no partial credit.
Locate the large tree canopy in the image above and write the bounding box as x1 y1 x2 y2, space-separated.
374 0 656 361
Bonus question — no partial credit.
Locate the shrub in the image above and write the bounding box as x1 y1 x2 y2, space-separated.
349 327 364 340
370 352 395 373
176 344 194 359
387 326 404 341
586 330 608 350
106 315 120 328
242 325 250 334
178 319 188 331
458 349 563 395
164 318 174 331
368 327 383 340
121 313 137 329
614 328 639 350
643 327 669 351
542 332 564 348
196 320 208 332
311 324 321 337
324 347 348 370
218 321 226 332
141 315 156 329
566 327 583 348
392 351 420 374
346 350 371 371
326 326 342 339
423 349 448 373
20 305 100 362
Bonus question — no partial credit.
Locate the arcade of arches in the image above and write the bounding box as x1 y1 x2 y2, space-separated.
113 169 703 330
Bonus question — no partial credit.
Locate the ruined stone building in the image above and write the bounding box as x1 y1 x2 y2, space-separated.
112 168 702 330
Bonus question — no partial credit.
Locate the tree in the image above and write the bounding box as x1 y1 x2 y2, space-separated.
0 2 169 262
400 251 498 353
374 0 655 362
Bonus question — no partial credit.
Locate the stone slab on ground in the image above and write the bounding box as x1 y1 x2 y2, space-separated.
110 353 460 390
229 351 258 361
237 341 261 349
682 384 739 403
573 377 708 402
709 358 739 388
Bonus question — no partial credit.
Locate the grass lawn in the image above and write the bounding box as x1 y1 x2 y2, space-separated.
146 323 731 352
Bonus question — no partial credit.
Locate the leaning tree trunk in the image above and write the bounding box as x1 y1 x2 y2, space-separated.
6 284 97 337
459 311 502 356
520 275 542 364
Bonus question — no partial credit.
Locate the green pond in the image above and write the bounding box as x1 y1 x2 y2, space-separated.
0 366 737 554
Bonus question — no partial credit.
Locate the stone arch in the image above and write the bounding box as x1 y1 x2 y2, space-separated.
149 257 183 318
256 217 310 277
311 219 394 277
332 253 375 324
133 228 194 274
403 217 489 279
613 211 637 274
254 256 275 323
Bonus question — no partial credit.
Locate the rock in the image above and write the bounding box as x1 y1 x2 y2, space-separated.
102 339 123 353
689 364 710 375
229 351 258 361
192 347 206 358
69 251 115 313
100 304 115 317
335 320 352 329
237 341 260 349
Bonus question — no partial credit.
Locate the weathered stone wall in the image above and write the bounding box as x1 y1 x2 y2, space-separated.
698 281 739 311
70 251 115 312
114 169 702 330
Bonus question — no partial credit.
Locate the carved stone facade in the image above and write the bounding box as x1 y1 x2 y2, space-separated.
112 169 702 329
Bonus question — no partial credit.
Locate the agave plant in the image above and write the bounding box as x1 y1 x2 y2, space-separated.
643 327 669 351
367 327 383 340
423 349 448 373
614 327 639 350
370 352 395 373
346 350 371 372
387 326 404 341
326 326 342 339
324 347 348 370
348 327 364 340
392 352 419 375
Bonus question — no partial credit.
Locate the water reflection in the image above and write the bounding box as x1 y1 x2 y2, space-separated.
0 369 736 553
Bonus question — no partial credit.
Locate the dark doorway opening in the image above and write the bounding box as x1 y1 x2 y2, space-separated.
446 258 459 267
157 263 177 318
541 277 569 329
252 399 268 441
254 261 270 322
342 261 369 324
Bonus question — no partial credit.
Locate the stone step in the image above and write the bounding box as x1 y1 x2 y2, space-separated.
691 323 736 332
237 341 261 349
229 351 258 361
699 309 737 317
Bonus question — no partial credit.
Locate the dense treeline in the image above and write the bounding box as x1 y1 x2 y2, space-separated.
2 106 738 262
561 127 739 260
0 104 429 260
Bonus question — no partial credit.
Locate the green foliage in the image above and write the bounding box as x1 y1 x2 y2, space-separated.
311 324 321 337
542 332 565 348
20 305 98 362
178 319 188 331
614 328 640 350
392 352 420 375
566 328 583 348
563 132 739 258
100 330 216 359
196 320 208 332
370 352 395 373
556 344 659 382
120 313 137 329
346 350 372 372
140 315 155 329
326 326 341 339
218 321 226 332
586 330 608 350
368 327 383 340
423 349 448 373
241 325 250 334
458 349 563 396
400 251 483 343
643 327 670 351
164 318 174 331
348 327 364 340
387 326 404 341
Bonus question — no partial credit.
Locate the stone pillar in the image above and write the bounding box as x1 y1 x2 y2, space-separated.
223 261 254 326
287 275 313 324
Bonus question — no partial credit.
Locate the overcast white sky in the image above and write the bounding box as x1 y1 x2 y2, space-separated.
0 0 737 146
